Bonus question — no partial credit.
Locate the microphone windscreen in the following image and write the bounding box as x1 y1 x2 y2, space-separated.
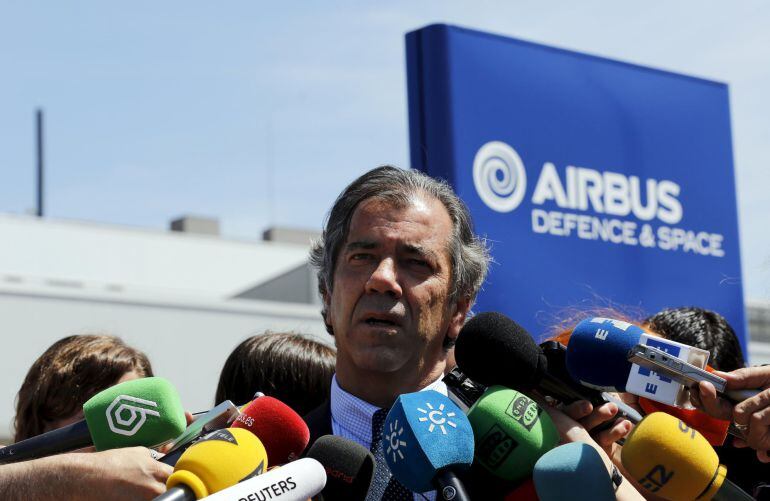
167 427 269 498
455 312 547 391
232 396 310 464
306 435 375 501
566 317 644 392
82 376 186 451
467 386 559 482
621 412 725 501
533 442 615 501
383 390 474 493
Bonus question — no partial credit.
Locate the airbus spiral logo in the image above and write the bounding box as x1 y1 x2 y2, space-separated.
105 395 161 436
473 141 527 213
417 402 458 435
385 419 408 463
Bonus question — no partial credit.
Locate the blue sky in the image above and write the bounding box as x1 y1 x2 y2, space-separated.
2 2 770 299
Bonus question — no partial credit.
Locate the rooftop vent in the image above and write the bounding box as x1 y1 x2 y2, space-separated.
170 216 220 236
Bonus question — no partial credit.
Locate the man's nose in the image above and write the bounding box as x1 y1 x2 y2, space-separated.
365 258 402 298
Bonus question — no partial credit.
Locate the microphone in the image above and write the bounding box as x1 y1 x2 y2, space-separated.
533 442 616 501
566 317 757 403
156 427 269 501
383 390 474 500
621 412 753 501
305 435 375 501
455 312 641 421
467 385 559 483
161 400 240 466
443 367 488 412
196 458 326 501
0 377 186 463
231 395 310 465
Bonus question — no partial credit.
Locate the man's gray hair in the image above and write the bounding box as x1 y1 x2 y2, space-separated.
310 166 490 312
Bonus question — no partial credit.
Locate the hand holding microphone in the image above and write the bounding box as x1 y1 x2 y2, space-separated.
0 377 187 464
83 447 174 500
692 365 770 462
538 400 644 501
455 312 639 451
0 447 172 501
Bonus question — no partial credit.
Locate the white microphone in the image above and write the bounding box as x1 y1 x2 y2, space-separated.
202 458 326 501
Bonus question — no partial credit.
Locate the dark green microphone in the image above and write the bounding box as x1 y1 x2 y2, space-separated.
0 377 186 463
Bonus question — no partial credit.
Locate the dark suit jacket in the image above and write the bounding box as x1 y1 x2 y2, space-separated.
303 400 332 448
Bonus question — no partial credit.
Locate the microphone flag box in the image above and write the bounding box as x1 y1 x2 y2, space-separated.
625 334 710 407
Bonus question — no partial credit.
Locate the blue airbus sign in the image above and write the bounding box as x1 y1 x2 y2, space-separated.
406 24 747 350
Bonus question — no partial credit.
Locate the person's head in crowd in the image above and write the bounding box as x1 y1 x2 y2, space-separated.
309 165 490 406
644 306 745 371
215 331 336 415
14 334 152 442
544 300 646 346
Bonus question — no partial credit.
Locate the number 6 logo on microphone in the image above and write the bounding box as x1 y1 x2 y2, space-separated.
105 395 161 436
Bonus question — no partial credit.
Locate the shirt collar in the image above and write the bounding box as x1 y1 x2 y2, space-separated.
329 373 449 446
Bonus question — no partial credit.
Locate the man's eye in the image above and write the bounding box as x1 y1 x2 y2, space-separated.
350 253 372 261
408 258 430 268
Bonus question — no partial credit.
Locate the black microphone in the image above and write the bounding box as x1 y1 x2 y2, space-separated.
305 435 375 501
443 366 487 411
454 312 641 423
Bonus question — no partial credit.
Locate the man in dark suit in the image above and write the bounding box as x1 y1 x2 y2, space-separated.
305 166 490 499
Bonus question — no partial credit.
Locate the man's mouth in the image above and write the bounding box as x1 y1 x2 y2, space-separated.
364 317 398 327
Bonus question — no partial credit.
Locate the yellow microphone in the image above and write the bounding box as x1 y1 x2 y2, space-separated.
156 427 268 500
621 412 751 501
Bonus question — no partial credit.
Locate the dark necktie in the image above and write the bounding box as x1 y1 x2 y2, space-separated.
367 408 414 501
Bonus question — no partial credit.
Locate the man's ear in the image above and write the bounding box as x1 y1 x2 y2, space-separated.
320 288 335 336
444 295 471 348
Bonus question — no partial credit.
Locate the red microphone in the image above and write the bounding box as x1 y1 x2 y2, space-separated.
231 396 310 464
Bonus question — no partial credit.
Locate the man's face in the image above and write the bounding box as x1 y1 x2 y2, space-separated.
324 194 469 375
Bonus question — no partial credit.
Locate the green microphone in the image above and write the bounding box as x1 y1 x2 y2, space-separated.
84 377 186 450
467 385 559 482
0 377 186 463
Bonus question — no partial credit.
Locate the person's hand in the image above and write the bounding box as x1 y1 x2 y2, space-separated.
78 446 173 500
691 366 770 462
0 447 172 500
539 404 645 501
561 399 632 465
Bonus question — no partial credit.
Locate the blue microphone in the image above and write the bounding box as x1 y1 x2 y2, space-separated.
533 442 616 501
565 317 645 392
382 390 473 500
